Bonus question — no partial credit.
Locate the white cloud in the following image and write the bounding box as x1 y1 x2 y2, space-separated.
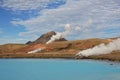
75 26 81 31
10 0 120 40
1 0 65 11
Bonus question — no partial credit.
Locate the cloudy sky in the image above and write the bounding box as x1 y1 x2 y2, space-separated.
0 0 120 44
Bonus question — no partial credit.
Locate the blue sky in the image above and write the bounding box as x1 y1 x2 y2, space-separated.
0 0 120 44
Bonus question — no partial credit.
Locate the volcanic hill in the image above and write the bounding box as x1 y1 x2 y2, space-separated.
26 31 67 44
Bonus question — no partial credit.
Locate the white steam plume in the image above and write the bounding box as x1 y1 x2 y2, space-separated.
46 24 71 44
75 19 93 31
77 38 120 57
28 48 44 54
75 26 81 31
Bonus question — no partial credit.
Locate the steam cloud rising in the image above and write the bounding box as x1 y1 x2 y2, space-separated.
77 38 120 57
75 19 93 31
28 48 44 54
46 24 71 44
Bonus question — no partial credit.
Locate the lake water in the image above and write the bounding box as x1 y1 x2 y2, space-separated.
0 59 120 80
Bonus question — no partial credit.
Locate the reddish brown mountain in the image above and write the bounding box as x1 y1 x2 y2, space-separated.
26 31 67 44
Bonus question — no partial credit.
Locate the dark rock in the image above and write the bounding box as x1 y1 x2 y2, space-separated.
110 63 113 65
26 41 33 44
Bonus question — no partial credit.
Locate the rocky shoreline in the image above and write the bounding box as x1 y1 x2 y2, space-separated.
0 51 120 62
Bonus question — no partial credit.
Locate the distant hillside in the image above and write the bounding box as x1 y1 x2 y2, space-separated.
26 31 67 44
0 44 26 54
0 38 114 54
47 38 111 51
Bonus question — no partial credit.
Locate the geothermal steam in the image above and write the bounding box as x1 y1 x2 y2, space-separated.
75 19 93 31
46 24 71 44
28 48 44 54
77 38 120 57
27 24 70 53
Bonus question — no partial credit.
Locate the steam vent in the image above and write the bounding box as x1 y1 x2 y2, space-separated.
26 31 67 44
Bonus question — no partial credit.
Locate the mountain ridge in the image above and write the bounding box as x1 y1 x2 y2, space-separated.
26 31 67 44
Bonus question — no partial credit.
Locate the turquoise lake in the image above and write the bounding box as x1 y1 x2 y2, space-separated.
0 59 120 80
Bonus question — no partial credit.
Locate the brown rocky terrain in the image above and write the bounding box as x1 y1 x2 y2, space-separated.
0 37 120 62
0 44 26 54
